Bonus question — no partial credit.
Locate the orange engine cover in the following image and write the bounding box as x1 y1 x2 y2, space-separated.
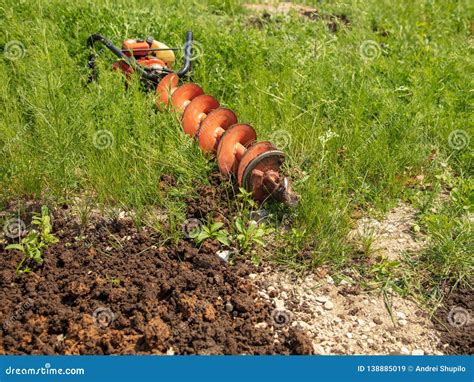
137 57 166 69
122 39 149 57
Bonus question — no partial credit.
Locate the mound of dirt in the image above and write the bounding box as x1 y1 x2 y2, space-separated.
0 202 312 355
433 288 474 355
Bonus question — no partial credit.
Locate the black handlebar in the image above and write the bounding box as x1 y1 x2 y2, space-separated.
177 31 193 77
87 31 193 83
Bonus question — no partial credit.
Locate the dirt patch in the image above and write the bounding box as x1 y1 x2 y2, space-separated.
0 200 311 355
1 193 469 355
432 288 474 355
185 172 236 224
347 203 427 261
243 2 350 32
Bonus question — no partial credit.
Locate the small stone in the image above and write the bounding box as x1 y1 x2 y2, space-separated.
412 349 424 356
346 333 353 339
267 286 278 298
368 322 377 328
396 311 406 320
248 273 258 280
254 322 268 329
373 317 383 325
166 347 175 355
400 346 410 355
313 343 326 355
315 296 329 303
281 291 288 300
258 291 270 300
216 250 231 262
398 319 407 326
225 302 233 312
274 298 285 310
326 275 334 284
357 319 366 326
323 301 334 310
292 320 311 330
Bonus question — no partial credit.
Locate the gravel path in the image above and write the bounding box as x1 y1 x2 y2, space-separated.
250 268 445 355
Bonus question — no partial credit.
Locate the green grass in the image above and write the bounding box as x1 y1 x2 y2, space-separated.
1 0 472 300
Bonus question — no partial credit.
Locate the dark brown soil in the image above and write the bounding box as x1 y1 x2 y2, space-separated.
433 288 474 355
0 186 312 355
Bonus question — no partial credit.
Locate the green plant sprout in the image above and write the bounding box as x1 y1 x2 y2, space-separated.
6 206 59 274
189 221 230 246
234 216 274 255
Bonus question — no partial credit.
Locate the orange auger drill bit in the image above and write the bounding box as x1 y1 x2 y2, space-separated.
87 32 298 206
156 74 299 206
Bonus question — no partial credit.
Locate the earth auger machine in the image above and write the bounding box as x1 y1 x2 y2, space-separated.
87 31 299 206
